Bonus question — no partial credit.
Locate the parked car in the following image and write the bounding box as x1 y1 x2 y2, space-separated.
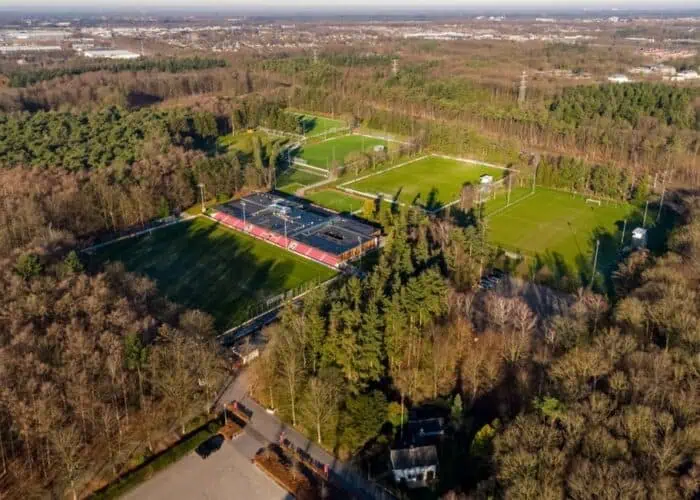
195 434 225 459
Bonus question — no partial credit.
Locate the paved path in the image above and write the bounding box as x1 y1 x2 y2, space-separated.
219 372 394 500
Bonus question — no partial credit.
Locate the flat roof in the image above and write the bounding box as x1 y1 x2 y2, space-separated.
217 192 379 256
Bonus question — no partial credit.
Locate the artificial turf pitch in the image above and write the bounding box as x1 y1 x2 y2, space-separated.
91 217 336 330
298 135 388 170
485 188 639 276
346 156 505 208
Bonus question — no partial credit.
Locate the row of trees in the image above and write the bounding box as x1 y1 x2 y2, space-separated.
0 241 226 498
5 56 228 88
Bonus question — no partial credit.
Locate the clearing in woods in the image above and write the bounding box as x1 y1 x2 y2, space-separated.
89 217 336 330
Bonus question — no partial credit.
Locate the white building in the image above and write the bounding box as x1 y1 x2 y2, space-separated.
82 49 140 60
390 446 438 488
632 227 648 249
608 74 631 83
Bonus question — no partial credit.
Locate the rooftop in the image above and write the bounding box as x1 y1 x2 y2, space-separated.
390 446 438 471
217 192 379 256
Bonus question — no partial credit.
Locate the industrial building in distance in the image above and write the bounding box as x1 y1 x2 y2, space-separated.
211 192 380 268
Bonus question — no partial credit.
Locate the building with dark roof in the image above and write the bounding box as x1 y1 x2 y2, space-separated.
211 192 380 268
390 445 439 488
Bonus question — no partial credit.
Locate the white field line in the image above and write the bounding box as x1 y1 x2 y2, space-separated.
484 190 538 219
304 126 351 139
351 132 411 146
431 153 518 172
291 159 329 175
80 214 196 253
338 186 410 208
339 155 429 188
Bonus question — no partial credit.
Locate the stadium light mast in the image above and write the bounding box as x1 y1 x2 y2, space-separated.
197 183 205 213
241 200 246 227
591 239 600 290
642 200 649 227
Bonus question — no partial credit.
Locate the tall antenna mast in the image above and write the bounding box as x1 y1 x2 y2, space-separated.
518 70 527 107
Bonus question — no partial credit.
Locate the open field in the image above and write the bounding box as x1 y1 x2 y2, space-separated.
297 135 388 170
345 155 506 208
90 217 336 329
275 167 326 194
304 189 366 213
485 188 641 280
293 112 346 137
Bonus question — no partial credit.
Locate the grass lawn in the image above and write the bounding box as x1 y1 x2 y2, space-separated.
293 113 346 137
305 189 366 213
484 188 642 282
298 135 388 170
276 167 326 194
346 155 505 208
90 217 336 329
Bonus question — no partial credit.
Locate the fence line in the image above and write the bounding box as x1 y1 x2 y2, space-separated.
351 131 411 146
431 153 516 172
80 214 195 254
339 155 429 188
291 159 330 176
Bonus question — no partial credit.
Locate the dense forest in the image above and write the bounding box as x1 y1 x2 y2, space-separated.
4 57 228 88
550 83 700 130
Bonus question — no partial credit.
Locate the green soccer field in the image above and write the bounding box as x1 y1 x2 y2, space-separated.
305 189 366 213
90 217 336 330
298 135 388 170
276 167 326 194
293 113 346 137
346 155 506 208
485 188 642 278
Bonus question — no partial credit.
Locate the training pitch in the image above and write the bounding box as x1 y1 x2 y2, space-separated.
91 217 336 330
305 189 366 213
344 155 506 208
485 188 639 276
297 135 388 170
293 113 347 137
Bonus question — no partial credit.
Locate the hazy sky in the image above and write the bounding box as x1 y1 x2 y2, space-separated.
0 0 693 11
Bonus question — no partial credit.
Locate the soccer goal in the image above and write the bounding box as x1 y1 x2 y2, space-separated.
585 198 602 206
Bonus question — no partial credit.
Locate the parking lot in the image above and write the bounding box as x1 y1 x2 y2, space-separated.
123 432 291 500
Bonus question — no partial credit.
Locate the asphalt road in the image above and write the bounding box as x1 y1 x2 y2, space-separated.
122 431 290 500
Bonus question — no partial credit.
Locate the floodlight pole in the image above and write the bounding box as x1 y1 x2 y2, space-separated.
507 175 512 206
591 239 600 290
197 183 205 213
642 200 649 227
357 236 362 270
241 201 246 228
531 171 536 194
284 218 288 248
621 219 627 244
657 185 666 223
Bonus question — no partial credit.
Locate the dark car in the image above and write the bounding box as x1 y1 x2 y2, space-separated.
195 434 225 459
